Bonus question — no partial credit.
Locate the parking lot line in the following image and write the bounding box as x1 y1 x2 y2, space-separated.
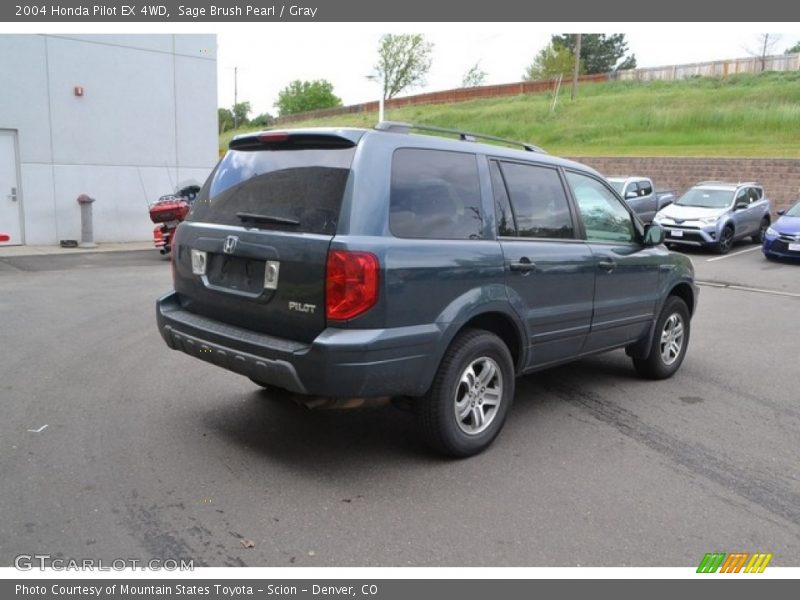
705 246 761 262
697 280 800 299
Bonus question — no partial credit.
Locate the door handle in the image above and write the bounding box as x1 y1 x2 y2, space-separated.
509 258 536 273
8 187 17 202
598 258 616 271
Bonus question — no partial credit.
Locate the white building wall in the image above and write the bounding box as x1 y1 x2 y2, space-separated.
0 34 218 244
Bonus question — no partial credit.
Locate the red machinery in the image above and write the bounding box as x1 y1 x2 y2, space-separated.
148 184 199 254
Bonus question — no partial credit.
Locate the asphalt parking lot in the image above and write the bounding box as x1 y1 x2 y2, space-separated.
0 245 798 567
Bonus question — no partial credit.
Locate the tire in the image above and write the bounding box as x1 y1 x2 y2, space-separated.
714 225 734 254
416 329 515 458
752 218 770 244
632 296 691 380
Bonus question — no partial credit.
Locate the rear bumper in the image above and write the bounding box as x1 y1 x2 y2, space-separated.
156 292 441 398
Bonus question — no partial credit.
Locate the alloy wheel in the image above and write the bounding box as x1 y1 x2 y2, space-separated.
453 357 503 435
660 313 685 366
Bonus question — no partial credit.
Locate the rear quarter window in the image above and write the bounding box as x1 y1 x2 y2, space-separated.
389 149 482 240
188 142 355 235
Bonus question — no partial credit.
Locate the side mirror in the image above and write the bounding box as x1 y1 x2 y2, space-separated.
734 202 748 211
643 223 666 247
625 191 638 200
777 209 786 216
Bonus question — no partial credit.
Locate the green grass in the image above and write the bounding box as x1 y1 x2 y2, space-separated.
220 72 800 158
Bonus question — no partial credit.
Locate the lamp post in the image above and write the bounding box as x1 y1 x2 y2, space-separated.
365 74 385 124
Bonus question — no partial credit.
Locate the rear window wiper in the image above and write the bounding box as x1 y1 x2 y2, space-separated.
236 212 300 226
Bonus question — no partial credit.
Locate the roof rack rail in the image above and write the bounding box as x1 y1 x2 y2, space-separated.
375 121 546 153
696 180 760 187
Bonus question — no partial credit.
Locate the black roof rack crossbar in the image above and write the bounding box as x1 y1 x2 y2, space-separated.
375 121 545 153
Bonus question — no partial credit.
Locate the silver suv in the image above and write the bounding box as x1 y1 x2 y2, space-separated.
653 182 771 254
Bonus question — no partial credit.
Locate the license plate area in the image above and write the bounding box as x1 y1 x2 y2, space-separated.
206 254 265 294
789 243 800 252
670 230 684 238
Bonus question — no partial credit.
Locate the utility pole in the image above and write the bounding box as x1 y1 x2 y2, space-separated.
233 66 239 129
571 34 582 101
366 74 385 124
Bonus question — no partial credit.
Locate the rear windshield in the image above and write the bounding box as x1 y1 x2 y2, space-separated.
188 143 356 235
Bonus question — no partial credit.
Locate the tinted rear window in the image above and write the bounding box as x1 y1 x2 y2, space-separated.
188 143 355 235
390 149 482 239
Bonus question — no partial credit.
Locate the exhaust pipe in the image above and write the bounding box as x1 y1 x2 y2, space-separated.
159 248 167 255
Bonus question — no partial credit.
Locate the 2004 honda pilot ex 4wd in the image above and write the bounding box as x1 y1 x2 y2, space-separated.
157 122 698 457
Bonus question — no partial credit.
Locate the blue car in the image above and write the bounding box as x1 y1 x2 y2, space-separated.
763 200 800 260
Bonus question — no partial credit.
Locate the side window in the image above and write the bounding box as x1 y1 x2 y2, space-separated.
490 161 516 236
496 162 574 239
638 180 653 196
390 149 482 240
748 187 761 202
565 171 636 244
621 183 634 199
735 188 750 205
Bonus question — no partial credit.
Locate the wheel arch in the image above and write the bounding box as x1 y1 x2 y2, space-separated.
627 280 695 360
668 281 696 316
459 311 525 372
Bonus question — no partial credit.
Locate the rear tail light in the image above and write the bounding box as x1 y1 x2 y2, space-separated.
326 250 379 320
257 132 289 143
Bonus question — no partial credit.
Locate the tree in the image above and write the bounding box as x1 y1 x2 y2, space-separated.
250 112 274 128
275 80 342 116
218 108 234 134
461 62 487 88
745 33 781 71
551 34 636 74
375 33 433 99
232 101 251 128
786 41 800 54
523 43 582 80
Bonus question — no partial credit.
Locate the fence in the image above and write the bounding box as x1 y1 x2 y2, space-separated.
274 54 800 125
274 74 608 124
615 53 800 81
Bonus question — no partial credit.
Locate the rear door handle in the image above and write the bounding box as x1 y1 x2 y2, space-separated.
598 258 616 271
509 258 536 273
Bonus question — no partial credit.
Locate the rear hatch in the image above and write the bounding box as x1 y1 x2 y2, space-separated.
173 131 361 343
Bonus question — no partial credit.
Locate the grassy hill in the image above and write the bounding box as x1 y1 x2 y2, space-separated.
220 72 800 158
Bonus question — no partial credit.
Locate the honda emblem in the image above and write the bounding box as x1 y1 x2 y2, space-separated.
223 235 238 254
